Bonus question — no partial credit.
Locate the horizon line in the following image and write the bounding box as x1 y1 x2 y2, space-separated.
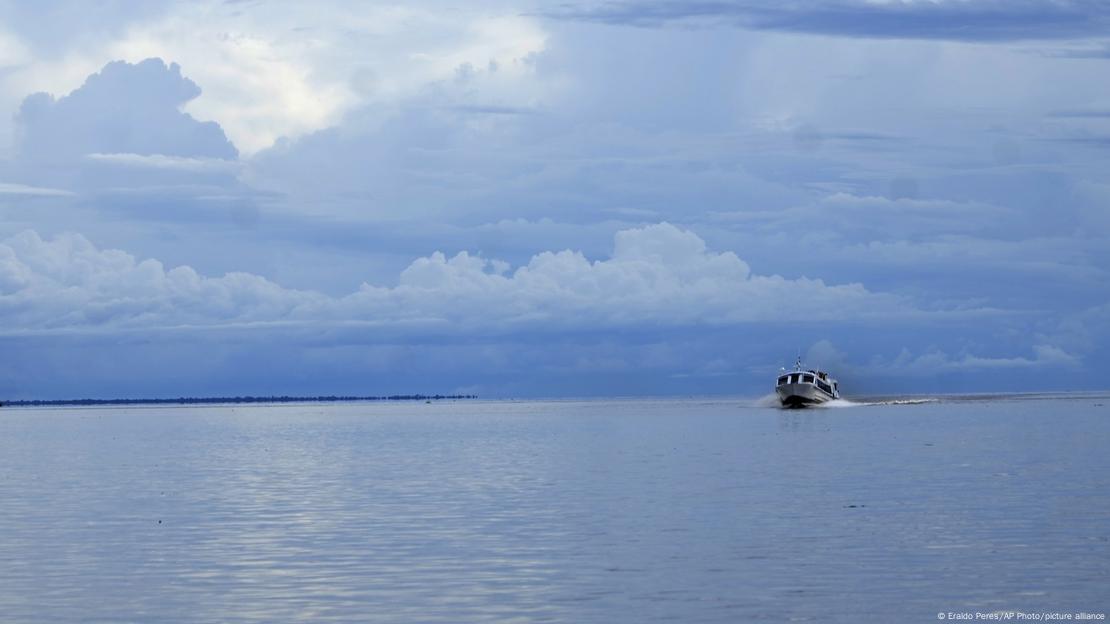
1 394 479 407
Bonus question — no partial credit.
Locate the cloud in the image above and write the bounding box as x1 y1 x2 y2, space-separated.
0 223 917 334
0 1 173 56
0 230 319 331
85 152 241 174
883 344 1081 374
1040 41 1110 59
448 104 541 116
797 339 1084 392
1046 135 1110 149
0 223 1097 398
106 4 544 154
0 182 74 197
547 1 1110 42
805 338 849 371
712 192 1017 240
14 58 237 163
1048 109 1110 119
0 27 31 69
336 222 917 330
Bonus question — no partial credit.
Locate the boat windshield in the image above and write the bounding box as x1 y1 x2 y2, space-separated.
777 376 788 386
802 374 814 384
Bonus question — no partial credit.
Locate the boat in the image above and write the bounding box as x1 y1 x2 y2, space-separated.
775 357 840 407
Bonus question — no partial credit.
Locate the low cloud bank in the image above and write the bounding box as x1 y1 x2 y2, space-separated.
0 223 912 334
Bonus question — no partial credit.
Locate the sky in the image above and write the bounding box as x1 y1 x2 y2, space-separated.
0 0 1108 399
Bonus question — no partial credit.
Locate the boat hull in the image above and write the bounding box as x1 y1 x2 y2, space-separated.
776 382 835 408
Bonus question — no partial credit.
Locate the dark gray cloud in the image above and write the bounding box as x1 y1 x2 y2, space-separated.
7 58 244 218
546 0 1110 42
15 58 237 163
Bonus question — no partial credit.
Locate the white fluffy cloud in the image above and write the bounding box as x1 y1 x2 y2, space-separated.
1 1 549 155
342 222 912 328
0 223 914 334
0 230 320 331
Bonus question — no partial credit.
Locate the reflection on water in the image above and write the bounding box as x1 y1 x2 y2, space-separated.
1 396 1108 622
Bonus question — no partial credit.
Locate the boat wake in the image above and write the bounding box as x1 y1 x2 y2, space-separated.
751 392 938 409
816 397 938 408
749 396 939 409
754 393 782 408
818 399 861 408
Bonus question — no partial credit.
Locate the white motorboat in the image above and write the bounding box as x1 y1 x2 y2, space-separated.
775 357 840 407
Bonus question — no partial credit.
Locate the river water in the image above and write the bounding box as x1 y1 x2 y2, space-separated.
1 395 1107 622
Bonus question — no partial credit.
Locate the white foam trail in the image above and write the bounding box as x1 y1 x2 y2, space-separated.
754 393 782 408
750 394 938 409
825 397 938 407
819 399 861 408
875 398 936 405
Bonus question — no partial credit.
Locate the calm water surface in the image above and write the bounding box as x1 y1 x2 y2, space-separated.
1 395 1108 622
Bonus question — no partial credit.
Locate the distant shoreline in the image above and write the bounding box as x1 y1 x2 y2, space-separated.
0 394 478 407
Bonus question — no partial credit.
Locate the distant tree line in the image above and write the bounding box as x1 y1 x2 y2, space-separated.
0 394 478 407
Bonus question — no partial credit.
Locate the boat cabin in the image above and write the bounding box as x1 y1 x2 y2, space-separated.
776 370 839 396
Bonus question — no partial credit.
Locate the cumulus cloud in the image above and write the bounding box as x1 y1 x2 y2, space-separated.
0 230 319 331
805 338 849 371
336 222 915 329
14 58 237 163
0 223 916 334
62 3 546 154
